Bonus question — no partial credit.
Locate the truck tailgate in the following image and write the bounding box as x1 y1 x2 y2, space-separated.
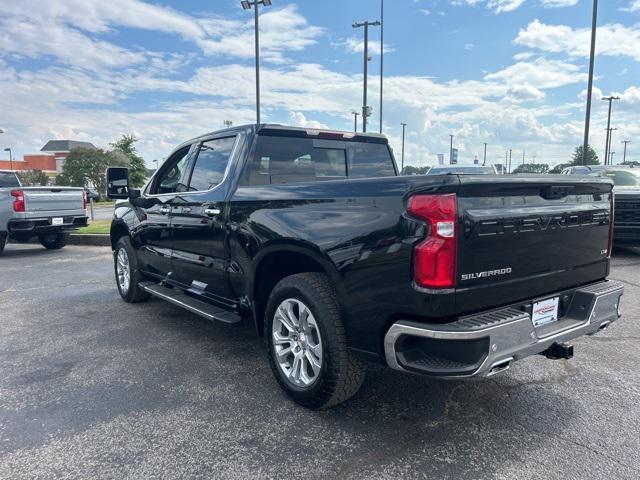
454 176 613 314
22 188 85 214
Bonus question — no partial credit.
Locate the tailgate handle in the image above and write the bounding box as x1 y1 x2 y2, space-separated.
542 185 574 200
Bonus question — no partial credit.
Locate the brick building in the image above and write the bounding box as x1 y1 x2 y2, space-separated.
0 140 96 177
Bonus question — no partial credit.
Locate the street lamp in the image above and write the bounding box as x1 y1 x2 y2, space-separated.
241 0 272 125
4 147 13 171
351 111 360 132
353 19 381 133
449 135 454 164
602 95 620 165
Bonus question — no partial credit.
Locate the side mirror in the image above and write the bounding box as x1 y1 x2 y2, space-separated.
106 167 130 199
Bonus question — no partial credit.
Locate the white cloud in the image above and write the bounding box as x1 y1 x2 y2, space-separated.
343 38 394 56
450 0 525 13
485 58 586 89
621 1 640 12
540 0 579 7
515 19 640 61
288 112 329 129
507 83 546 101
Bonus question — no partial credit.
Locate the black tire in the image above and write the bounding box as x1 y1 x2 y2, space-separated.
114 236 151 303
265 272 366 409
0 232 7 256
38 232 70 250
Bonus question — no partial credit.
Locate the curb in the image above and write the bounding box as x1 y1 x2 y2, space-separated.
69 234 111 247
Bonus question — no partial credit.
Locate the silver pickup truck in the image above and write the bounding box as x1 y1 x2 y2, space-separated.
0 171 88 255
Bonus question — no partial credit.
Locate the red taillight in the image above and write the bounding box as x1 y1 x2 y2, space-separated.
407 193 457 289
608 191 615 257
11 190 25 212
83 191 88 210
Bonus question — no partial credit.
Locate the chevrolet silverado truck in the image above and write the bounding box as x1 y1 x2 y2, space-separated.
0 170 88 255
106 124 623 409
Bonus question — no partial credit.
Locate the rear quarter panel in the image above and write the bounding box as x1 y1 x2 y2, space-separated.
227 175 460 356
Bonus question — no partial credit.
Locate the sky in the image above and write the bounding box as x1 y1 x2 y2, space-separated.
0 0 639 168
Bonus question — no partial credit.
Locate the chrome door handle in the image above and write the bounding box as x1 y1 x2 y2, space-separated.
204 207 221 217
160 206 171 215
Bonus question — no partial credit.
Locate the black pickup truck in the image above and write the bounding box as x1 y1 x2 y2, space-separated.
107 124 623 409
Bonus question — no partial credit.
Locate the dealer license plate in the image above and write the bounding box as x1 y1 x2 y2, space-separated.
532 297 560 328
51 217 64 226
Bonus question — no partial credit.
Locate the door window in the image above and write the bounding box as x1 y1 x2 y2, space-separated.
153 147 191 194
188 137 237 191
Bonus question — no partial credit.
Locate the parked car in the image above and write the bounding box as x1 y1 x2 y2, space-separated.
563 165 640 244
426 165 498 175
84 187 101 202
106 124 623 409
0 170 88 255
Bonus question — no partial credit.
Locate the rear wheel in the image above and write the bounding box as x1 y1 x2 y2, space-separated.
265 272 366 409
114 236 150 303
0 232 7 256
38 232 69 250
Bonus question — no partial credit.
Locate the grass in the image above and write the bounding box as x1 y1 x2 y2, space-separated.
77 219 111 235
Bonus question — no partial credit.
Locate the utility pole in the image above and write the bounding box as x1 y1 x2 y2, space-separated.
351 111 360 132
353 20 381 133
379 0 384 134
622 140 630 164
602 95 620 165
483 143 487 166
241 0 273 125
400 122 407 173
508 149 512 174
449 135 454 164
505 151 508 174
582 0 599 166
522 150 525 167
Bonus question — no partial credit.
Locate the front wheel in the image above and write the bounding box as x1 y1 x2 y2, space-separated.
266 272 366 409
38 232 69 250
114 237 150 303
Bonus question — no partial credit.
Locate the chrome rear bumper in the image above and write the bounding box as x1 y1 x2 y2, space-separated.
384 280 624 378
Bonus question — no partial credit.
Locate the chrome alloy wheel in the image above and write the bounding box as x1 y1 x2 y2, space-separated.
116 248 131 293
272 298 323 388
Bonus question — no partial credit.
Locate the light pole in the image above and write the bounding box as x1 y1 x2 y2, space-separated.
400 123 407 173
483 143 487 166
449 135 454 164
352 111 360 132
582 0 598 166
508 149 513 173
609 151 616 165
622 140 630 164
3 148 12 171
605 127 617 165
602 95 620 165
353 20 381 133
241 0 272 125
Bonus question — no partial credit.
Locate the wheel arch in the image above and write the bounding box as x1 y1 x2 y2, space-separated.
250 242 345 336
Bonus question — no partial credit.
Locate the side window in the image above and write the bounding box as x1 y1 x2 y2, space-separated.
153 147 191 194
188 137 236 192
348 143 395 178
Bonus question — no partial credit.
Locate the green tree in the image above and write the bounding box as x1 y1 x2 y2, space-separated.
512 163 550 174
571 145 599 166
548 163 571 174
110 134 147 188
17 170 49 186
56 147 128 193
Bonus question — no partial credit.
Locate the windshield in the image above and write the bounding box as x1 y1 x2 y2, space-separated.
593 169 640 188
0 172 20 188
427 166 495 175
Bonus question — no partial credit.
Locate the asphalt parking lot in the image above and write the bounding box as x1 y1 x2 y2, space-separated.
1 244 639 479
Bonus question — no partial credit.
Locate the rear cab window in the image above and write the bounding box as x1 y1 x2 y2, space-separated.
0 172 20 188
242 135 395 185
